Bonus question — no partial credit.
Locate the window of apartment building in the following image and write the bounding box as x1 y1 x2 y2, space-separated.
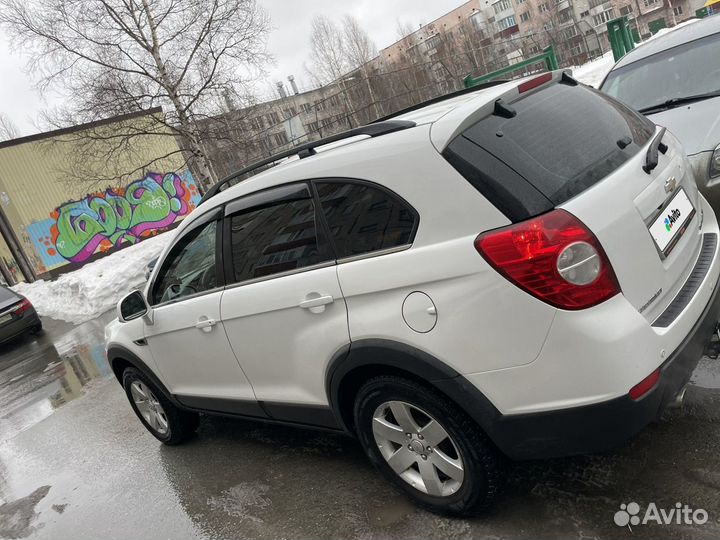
497 15 517 29
558 10 572 22
520 11 531 21
300 103 312 114
543 22 553 30
564 25 578 38
328 94 341 107
426 35 442 51
493 0 512 13
673 4 683 14
321 118 333 128
307 121 319 133
580 9 590 16
250 116 264 131
570 43 584 56
517 0 526 4
528 44 540 54
539 3 549 12
643 0 659 6
266 111 280 124
619 4 633 14
283 107 297 118
593 8 614 25
273 132 289 146
589 0 606 8
315 100 325 111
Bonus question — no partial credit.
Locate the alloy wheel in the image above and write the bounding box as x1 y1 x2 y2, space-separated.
372 400 464 497
130 381 170 436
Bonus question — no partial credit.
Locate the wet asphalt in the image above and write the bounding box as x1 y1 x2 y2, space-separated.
0 313 719 540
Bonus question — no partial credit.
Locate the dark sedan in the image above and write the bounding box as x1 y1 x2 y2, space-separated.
0 286 42 344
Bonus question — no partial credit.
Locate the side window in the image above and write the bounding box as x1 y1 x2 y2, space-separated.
227 194 331 284
315 181 417 258
151 220 218 305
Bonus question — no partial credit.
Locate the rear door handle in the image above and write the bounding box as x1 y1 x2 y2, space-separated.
299 295 334 313
195 317 216 332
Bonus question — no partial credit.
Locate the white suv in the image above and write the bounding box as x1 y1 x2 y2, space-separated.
106 70 720 516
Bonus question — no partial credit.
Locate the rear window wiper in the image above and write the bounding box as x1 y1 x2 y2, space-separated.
638 90 720 114
643 127 667 174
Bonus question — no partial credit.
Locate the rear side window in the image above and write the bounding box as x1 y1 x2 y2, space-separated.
227 194 332 283
444 83 655 220
315 181 417 258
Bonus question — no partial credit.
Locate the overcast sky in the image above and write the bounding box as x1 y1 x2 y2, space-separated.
0 0 465 137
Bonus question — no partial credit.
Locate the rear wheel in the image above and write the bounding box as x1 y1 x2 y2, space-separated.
354 376 503 517
122 368 199 445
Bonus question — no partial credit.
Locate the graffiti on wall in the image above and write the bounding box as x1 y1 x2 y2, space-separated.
27 170 201 270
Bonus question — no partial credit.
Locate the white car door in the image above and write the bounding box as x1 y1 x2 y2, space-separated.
219 183 349 425
145 211 262 416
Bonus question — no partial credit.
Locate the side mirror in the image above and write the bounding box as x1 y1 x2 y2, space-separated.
118 290 153 324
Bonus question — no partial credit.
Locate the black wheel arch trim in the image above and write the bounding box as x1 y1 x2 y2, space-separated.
106 345 184 409
325 339 503 438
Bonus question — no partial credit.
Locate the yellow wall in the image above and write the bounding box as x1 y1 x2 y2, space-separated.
0 110 193 280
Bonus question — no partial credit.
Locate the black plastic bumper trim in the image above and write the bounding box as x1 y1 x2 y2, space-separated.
653 233 717 328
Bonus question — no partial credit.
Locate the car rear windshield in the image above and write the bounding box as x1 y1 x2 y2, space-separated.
0 287 17 302
443 82 655 221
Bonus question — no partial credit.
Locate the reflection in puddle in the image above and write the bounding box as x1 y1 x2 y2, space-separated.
0 312 116 443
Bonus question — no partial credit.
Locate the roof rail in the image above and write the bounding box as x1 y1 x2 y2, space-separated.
372 79 510 124
198 119 416 206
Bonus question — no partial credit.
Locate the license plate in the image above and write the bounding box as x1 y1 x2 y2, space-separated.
648 188 695 256
0 314 11 325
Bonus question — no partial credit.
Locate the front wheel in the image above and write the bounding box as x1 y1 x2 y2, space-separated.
122 367 199 445
353 376 503 516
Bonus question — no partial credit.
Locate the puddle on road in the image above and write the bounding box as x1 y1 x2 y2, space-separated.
0 312 116 444
690 356 720 389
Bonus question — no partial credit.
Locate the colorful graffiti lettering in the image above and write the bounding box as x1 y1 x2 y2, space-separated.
26 170 201 269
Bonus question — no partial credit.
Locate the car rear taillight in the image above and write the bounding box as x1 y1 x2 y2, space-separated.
475 209 621 310
12 298 32 315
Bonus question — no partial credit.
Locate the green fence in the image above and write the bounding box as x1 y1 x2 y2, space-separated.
463 46 559 88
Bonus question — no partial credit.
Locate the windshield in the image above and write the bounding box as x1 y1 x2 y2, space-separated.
602 32 720 111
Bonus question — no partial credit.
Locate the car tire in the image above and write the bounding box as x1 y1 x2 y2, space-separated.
354 375 503 517
122 367 199 445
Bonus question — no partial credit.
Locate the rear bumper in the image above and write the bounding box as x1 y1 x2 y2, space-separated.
490 268 720 460
0 309 41 343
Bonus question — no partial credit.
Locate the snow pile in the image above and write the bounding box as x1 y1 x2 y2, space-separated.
572 51 615 88
12 232 174 324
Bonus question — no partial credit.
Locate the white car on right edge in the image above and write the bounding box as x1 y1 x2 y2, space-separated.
600 16 720 208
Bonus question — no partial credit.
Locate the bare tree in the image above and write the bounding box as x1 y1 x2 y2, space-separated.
306 16 349 86
395 19 415 41
0 113 19 141
0 0 271 188
343 15 377 68
306 14 378 87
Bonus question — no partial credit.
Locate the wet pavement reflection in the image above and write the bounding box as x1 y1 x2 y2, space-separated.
0 313 718 539
0 312 116 445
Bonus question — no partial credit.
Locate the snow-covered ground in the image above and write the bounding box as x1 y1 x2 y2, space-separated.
12 232 173 325
11 19 704 326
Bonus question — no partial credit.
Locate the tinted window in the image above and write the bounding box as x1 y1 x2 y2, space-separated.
315 182 417 258
151 221 218 305
602 32 720 111
228 196 330 283
451 83 654 210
